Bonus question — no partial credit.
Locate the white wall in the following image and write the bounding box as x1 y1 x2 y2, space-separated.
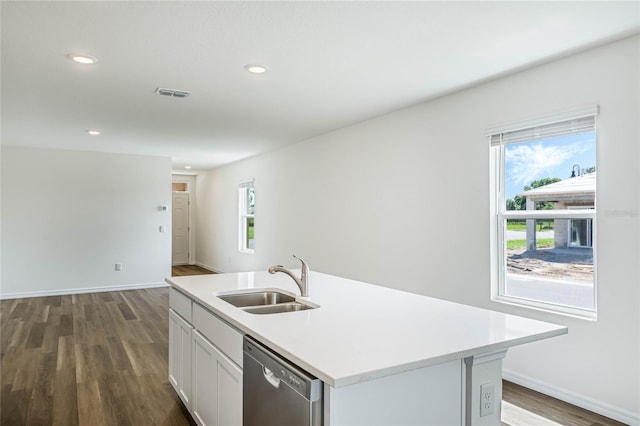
1 147 172 296
195 36 639 422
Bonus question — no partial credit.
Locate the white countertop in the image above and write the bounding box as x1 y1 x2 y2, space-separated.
166 270 567 388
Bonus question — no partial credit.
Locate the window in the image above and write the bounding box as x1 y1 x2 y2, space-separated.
489 106 598 318
239 181 255 253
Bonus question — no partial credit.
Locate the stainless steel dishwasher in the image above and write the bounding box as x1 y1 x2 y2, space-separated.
243 336 323 426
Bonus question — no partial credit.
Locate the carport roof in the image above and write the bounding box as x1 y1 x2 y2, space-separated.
521 172 596 199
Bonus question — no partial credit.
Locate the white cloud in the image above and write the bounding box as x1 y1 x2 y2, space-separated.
505 142 585 187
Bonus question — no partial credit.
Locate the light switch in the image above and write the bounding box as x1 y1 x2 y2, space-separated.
159 225 166 232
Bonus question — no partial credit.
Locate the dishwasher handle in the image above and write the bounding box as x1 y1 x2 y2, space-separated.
262 366 281 388
244 335 322 401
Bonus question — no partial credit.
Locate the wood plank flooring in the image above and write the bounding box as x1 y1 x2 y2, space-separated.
1 287 626 426
171 265 216 277
1 289 194 425
501 381 627 426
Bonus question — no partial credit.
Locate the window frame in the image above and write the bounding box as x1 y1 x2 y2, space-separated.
238 181 255 254
489 107 598 320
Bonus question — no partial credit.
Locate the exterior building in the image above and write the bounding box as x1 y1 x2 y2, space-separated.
521 172 596 249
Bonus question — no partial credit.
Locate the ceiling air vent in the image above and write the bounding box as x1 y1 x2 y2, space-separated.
155 88 191 98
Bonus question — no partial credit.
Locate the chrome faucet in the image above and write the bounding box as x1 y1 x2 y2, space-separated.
268 255 310 297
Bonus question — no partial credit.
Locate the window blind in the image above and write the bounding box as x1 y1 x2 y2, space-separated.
488 105 599 146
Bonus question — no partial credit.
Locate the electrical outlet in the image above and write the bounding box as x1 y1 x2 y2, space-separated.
115 263 122 271
480 382 495 417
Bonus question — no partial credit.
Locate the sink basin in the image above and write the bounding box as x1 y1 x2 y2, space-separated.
242 302 314 315
217 290 318 314
218 291 295 307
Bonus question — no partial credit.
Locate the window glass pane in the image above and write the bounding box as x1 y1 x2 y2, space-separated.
505 219 554 251
504 132 596 212
246 217 255 250
239 183 255 253
247 187 255 215
504 218 594 310
569 219 592 247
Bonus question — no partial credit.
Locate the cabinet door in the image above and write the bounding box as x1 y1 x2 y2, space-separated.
192 330 242 426
169 308 192 409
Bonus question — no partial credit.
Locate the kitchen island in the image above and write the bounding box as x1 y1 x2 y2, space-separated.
166 270 567 425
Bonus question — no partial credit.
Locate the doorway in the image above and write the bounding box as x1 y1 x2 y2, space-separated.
172 191 190 265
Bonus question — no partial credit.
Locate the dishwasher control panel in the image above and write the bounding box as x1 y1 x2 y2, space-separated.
243 335 322 401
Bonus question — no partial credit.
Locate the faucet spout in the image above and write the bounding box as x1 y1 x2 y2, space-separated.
268 255 310 297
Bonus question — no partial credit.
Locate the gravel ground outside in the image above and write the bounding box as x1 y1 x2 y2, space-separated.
506 248 594 283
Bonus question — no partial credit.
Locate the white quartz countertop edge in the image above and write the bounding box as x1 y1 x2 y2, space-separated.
166 271 568 388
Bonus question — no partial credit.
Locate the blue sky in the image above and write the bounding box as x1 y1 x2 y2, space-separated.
504 132 596 200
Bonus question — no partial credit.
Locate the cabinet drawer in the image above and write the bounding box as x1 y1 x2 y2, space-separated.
193 303 243 368
169 288 192 322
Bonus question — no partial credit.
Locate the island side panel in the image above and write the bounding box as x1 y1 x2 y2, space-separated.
324 359 463 426
464 350 507 426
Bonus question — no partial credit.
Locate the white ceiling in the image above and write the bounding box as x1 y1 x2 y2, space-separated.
2 1 639 171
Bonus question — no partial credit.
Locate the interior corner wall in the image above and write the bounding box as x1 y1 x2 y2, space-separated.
1 146 172 296
194 35 639 421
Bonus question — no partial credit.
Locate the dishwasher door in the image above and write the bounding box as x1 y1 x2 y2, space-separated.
243 336 322 426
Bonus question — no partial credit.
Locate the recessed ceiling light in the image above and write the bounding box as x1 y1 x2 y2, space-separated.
244 64 267 74
86 130 101 135
68 54 98 64
185 165 192 169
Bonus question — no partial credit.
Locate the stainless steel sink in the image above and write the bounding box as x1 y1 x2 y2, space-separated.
217 290 317 314
218 291 295 307
242 302 314 315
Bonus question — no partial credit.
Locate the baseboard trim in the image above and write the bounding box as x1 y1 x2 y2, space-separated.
503 369 639 426
195 261 225 274
0 282 169 300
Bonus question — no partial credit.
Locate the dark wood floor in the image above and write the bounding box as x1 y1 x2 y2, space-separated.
501 380 626 426
0 288 194 425
171 264 215 277
1 287 625 426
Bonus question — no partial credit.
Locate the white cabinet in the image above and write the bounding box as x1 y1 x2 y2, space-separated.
169 308 193 409
192 330 243 426
168 288 243 426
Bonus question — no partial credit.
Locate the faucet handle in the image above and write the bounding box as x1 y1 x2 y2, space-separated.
267 264 284 274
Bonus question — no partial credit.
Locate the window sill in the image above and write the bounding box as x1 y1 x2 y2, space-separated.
493 295 597 321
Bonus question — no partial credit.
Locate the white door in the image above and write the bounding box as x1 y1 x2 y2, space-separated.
172 192 190 265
